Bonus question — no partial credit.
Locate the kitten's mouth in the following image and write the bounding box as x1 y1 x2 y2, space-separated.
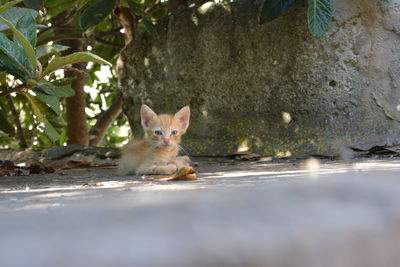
160 143 174 149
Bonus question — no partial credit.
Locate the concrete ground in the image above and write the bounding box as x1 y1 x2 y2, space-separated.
1 156 400 266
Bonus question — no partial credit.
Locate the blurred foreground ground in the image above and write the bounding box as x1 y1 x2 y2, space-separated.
1 156 400 266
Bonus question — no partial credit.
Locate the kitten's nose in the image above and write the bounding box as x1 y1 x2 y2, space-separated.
163 139 170 145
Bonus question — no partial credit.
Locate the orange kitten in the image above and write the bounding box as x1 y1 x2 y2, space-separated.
118 104 191 175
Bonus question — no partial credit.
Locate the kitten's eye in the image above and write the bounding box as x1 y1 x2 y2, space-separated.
154 130 163 136
171 130 178 136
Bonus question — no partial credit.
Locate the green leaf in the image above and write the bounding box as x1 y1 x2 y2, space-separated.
23 0 43 10
37 29 55 44
0 72 6 85
24 92 60 141
79 0 115 31
52 86 75 97
149 5 167 20
307 0 332 37
36 82 75 97
15 13 37 48
43 120 60 141
47 112 67 128
26 78 38 86
34 89 62 115
51 77 75 87
41 51 111 78
260 0 297 24
37 24 48 29
127 0 143 15
142 17 157 36
0 7 38 31
36 86 74 98
76 0 92 10
0 0 23 14
0 16 37 73
46 0 75 17
35 44 69 59
0 32 32 80
57 127 67 145
119 0 128 7
24 92 45 122
0 52 28 81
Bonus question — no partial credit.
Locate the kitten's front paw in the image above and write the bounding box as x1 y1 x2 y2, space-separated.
164 164 178 174
177 156 190 165
150 164 177 175
172 156 190 168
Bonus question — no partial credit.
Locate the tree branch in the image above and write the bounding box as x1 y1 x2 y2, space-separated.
93 37 124 48
114 0 136 44
144 0 162 14
37 32 124 48
37 33 83 46
97 27 123 37
89 96 123 147
0 84 28 97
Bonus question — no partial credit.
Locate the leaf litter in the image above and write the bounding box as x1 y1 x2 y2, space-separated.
0 159 116 177
0 160 54 176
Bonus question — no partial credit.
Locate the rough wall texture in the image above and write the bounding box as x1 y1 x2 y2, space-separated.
118 0 400 156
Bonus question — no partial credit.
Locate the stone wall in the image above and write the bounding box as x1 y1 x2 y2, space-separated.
118 0 400 156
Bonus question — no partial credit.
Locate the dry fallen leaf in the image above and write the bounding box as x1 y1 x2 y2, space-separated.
0 160 54 176
1 160 14 171
26 162 55 174
144 166 197 181
0 168 9 176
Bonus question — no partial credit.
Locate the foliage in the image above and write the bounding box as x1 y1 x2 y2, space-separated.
259 0 296 24
1 0 161 148
260 0 388 37
80 0 116 31
78 0 164 35
86 74 128 146
307 0 332 37
0 0 110 145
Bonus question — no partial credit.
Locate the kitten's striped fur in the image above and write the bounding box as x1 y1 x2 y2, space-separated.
118 104 190 175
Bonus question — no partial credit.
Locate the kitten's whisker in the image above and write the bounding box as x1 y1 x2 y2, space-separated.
178 144 190 156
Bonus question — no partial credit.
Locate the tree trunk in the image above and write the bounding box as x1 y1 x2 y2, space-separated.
89 96 123 146
54 12 89 146
63 58 89 146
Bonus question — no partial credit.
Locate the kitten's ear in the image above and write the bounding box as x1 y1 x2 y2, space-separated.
174 106 190 132
141 104 157 129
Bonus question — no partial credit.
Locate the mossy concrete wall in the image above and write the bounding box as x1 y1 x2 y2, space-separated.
118 0 400 156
